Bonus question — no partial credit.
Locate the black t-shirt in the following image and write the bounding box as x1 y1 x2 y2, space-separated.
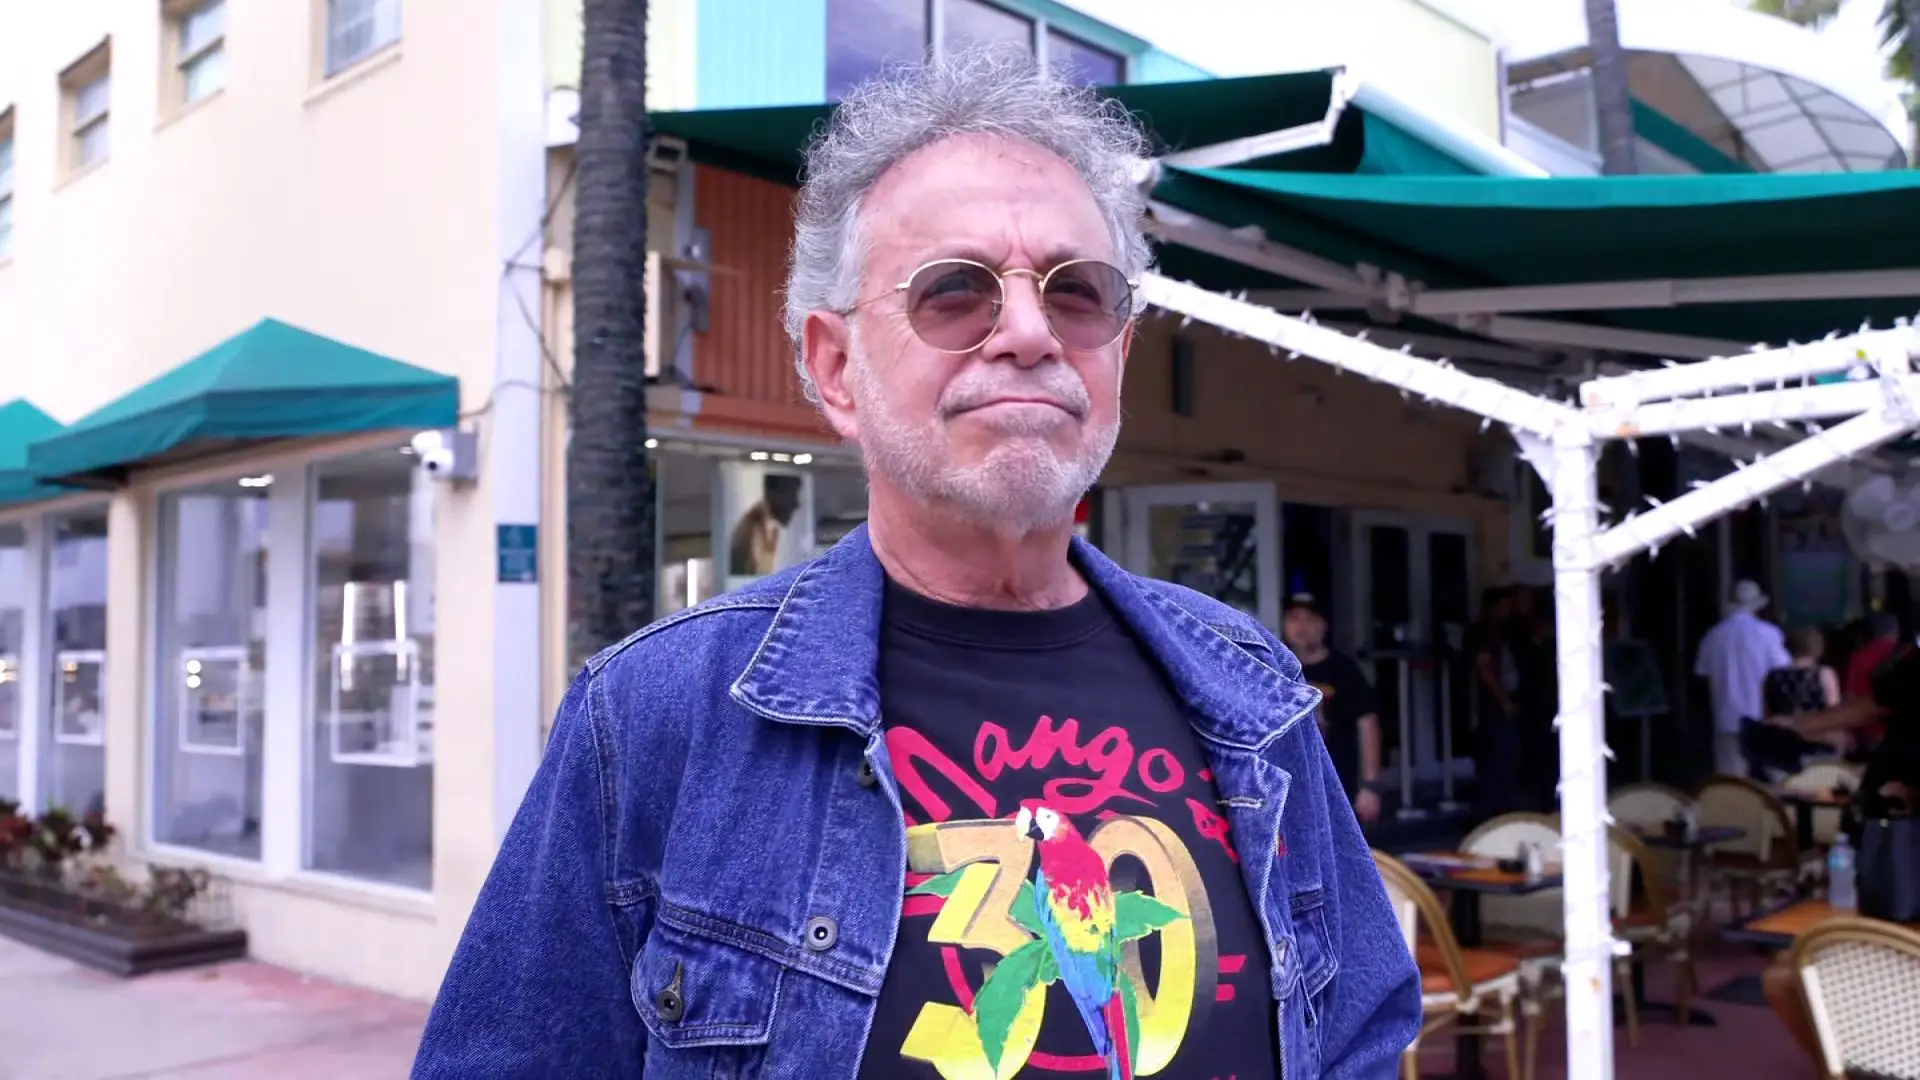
1299 652 1379 799
860 580 1279 1080
1865 645 1920 796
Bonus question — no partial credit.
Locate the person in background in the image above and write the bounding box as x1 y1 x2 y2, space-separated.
1283 593 1385 824
1842 611 1900 755
1512 586 1561 812
1469 586 1523 818
1747 626 1843 781
1694 579 1791 778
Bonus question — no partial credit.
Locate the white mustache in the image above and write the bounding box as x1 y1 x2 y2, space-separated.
938 367 1092 418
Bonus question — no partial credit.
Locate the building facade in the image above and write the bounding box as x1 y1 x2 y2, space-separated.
0 0 554 1000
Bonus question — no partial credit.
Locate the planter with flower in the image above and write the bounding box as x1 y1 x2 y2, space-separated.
0 799 247 975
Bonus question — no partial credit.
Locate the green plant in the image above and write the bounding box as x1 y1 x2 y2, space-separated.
143 865 211 920
24 806 116 871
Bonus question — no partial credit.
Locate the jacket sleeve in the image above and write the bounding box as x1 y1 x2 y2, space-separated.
1256 630 1419 1078
412 670 650 1078
1314 737 1422 1080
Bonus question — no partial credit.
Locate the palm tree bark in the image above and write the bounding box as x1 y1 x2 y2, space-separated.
569 0 655 668
1585 0 1641 175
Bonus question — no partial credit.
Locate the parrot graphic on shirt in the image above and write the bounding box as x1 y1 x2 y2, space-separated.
1015 800 1133 1080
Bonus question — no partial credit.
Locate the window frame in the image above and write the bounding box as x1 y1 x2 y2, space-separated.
0 108 15 259
161 0 229 111
826 0 1135 101
58 41 114 177
147 477 274 864
319 0 402 81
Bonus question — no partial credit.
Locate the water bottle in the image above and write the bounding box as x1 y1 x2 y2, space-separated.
1524 842 1545 880
1828 834 1857 912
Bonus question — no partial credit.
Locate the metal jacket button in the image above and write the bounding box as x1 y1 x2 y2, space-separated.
655 987 685 1023
804 915 839 952
856 760 878 787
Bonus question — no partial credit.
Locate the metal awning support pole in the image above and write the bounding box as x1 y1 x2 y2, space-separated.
1548 417 1617 1080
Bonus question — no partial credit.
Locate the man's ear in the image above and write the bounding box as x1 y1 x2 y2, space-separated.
803 311 860 442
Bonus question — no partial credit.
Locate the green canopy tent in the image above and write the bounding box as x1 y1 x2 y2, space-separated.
0 400 71 508
1147 166 1920 358
26 318 461 488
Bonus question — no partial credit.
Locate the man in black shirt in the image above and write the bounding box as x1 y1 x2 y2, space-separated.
1779 639 1919 807
1282 593 1384 824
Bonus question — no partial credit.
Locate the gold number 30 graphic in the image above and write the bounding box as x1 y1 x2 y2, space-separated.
896 816 1219 1080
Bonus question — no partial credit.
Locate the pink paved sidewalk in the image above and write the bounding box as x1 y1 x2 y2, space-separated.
0 936 427 1080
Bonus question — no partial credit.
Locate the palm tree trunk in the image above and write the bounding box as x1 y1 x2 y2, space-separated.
569 0 655 668
1899 0 1920 164
1586 0 1641 175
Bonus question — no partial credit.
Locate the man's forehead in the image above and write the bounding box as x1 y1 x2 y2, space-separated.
860 133 1111 263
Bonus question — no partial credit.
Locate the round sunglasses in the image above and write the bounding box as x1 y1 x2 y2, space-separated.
854 258 1137 354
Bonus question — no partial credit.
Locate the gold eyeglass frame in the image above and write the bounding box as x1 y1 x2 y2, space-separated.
853 257 1140 355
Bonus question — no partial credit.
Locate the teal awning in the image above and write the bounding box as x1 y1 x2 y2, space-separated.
27 318 461 487
650 70 1486 185
0 400 70 508
1152 167 1920 345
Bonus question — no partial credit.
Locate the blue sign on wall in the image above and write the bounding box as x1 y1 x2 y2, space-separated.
497 524 539 584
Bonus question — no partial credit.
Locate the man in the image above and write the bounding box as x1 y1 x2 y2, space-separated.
413 48 1417 1080
1693 579 1791 777
1282 593 1384 824
1844 612 1901 702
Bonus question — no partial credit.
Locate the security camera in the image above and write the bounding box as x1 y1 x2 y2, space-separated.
409 428 478 484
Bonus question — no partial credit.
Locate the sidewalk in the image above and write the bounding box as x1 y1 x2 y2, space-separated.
0 936 427 1080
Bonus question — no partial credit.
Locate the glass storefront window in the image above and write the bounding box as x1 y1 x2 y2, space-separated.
0 522 24 801
46 509 107 816
654 445 869 618
306 449 433 890
154 483 269 859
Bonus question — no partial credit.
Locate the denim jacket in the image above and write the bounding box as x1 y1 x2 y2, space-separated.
414 525 1419 1079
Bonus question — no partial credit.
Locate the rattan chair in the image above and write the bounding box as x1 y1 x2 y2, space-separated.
1790 915 1920 1080
1375 850 1526 1080
1694 774 1799 918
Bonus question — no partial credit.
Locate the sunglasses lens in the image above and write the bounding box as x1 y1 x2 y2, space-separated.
1043 261 1133 350
905 261 1002 352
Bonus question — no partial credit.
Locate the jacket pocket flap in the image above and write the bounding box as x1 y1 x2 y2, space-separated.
633 921 784 1049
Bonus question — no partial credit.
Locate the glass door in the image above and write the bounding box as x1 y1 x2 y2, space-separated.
1121 483 1281 632
1345 512 1476 818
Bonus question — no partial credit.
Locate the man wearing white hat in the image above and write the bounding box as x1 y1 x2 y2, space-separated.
1694 579 1791 777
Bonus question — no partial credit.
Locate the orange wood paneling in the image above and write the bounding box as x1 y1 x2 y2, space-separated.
693 165 807 408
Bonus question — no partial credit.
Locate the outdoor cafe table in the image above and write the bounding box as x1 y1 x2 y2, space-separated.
1622 823 1748 1028
1723 898 1920 951
1402 852 1564 1080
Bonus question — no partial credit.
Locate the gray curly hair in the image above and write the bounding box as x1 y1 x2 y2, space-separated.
782 45 1156 403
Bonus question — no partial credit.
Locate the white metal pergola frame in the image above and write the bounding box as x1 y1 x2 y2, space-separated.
1134 270 1920 1080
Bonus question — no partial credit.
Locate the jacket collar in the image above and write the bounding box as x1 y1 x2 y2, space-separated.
729 523 1315 752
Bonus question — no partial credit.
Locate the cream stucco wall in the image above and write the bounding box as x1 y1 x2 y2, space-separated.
0 0 530 1001
1266 0 1505 141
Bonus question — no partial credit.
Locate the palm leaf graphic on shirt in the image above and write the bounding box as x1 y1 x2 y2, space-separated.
909 871 1186 1071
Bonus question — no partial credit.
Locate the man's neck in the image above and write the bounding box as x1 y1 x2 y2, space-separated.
867 490 1087 611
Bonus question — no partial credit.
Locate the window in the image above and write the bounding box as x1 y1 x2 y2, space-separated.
1046 28 1123 88
0 109 14 259
944 0 1033 53
153 482 268 859
306 449 433 889
825 0 1125 100
826 0 927 101
0 523 24 801
325 0 401 78
167 0 228 106
61 43 113 174
47 509 107 815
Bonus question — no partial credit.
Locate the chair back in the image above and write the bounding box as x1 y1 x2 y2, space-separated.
1374 850 1475 998
1694 775 1795 867
1790 916 1920 1080
1607 825 1684 931
1784 762 1864 848
1462 812 1563 938
1607 783 1693 831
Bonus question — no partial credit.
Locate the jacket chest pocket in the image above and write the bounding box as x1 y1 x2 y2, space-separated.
633 921 784 1080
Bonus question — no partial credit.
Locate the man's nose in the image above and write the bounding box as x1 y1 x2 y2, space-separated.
982 272 1057 368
